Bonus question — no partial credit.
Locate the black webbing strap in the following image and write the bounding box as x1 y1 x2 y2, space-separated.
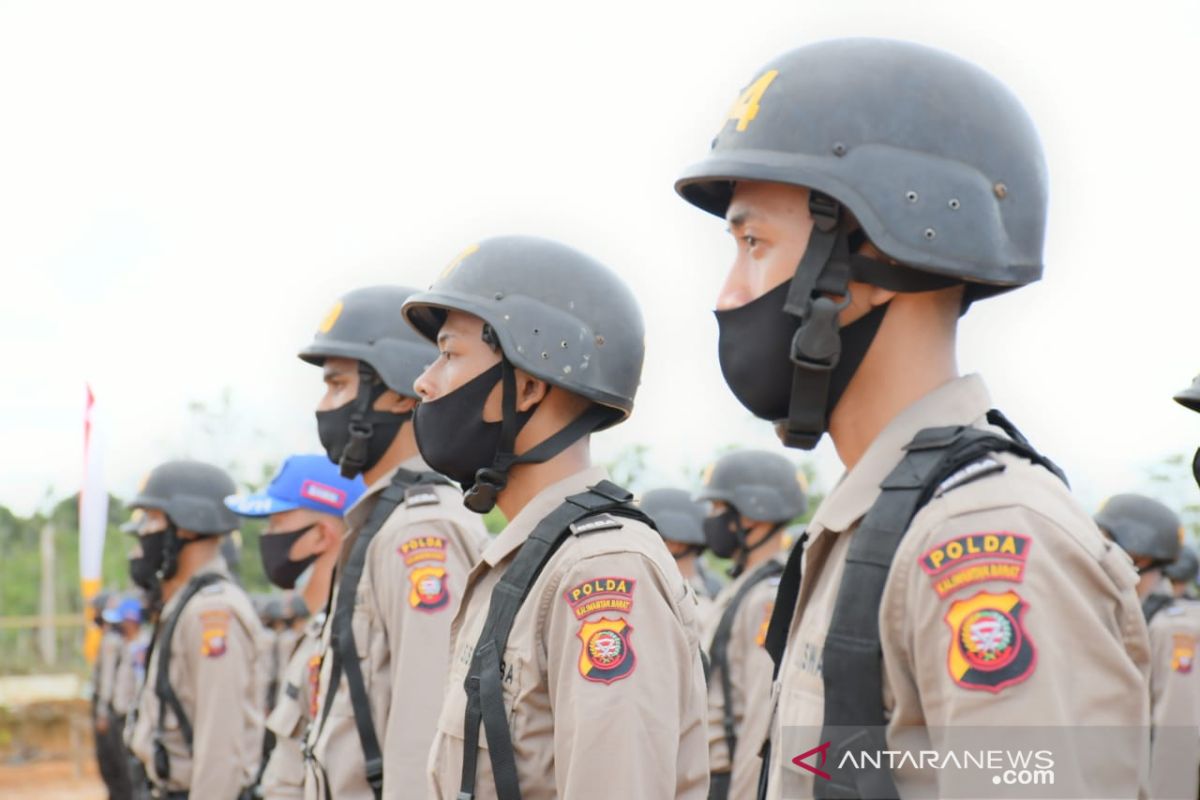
458 480 654 800
316 467 453 800
757 410 1065 800
1142 593 1174 624
709 557 785 792
152 571 227 782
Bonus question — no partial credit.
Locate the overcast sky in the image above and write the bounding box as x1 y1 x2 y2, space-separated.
2 0 1199 518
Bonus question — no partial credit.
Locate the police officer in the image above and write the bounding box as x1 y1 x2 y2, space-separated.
299 286 487 800
225 454 365 800
641 488 724 612
94 592 134 800
695 450 806 800
126 460 265 799
1096 494 1200 799
676 39 1150 798
404 236 710 799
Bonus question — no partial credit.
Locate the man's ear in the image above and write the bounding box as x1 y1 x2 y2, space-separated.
864 283 898 309
315 518 343 554
374 390 418 415
514 370 550 413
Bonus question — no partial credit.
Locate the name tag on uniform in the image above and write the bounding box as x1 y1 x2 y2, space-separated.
570 514 623 535
405 487 440 507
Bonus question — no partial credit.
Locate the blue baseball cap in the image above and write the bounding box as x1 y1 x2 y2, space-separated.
224 454 366 518
117 597 142 623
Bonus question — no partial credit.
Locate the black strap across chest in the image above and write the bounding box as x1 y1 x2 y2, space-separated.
757 409 1065 800
457 480 654 800
315 467 453 800
152 571 227 782
709 558 784 785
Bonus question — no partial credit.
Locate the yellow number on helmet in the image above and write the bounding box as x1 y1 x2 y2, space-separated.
726 70 779 133
318 300 344 334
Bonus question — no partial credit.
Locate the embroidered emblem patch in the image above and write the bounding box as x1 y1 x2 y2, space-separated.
921 533 1031 597
577 617 636 684
563 577 635 619
755 602 774 648
1172 634 1196 674
945 590 1036 693
307 653 322 719
199 610 230 658
399 535 447 566
408 565 450 612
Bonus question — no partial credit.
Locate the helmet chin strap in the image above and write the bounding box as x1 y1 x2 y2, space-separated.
340 363 386 479
463 359 616 514
729 521 785 578
778 192 961 449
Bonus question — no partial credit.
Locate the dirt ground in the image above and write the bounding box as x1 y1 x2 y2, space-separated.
0 758 106 799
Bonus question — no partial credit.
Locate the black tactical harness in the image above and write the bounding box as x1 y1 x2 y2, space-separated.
708 558 785 800
758 410 1066 800
151 571 228 787
311 467 453 800
457 480 655 800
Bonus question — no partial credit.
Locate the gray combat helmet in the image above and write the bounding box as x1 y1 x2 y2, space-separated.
1095 494 1182 566
640 488 707 547
130 460 239 535
1165 545 1199 585
1174 375 1200 413
676 38 1047 292
696 450 808 523
299 285 437 398
403 236 644 424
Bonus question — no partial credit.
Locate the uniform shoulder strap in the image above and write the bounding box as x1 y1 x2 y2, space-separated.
315 467 443 799
709 558 785 780
814 411 1065 799
152 571 227 782
458 480 653 800
1143 593 1174 624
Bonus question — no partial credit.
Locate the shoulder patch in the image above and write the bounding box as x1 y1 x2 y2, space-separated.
199 609 231 658
944 590 1036 693
398 535 447 566
920 532 1030 598
563 576 635 619
408 565 450 613
569 514 623 536
755 601 774 647
577 617 636 685
1172 634 1196 673
405 486 441 508
934 456 1005 497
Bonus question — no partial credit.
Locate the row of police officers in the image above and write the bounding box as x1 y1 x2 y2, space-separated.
94 36 1200 800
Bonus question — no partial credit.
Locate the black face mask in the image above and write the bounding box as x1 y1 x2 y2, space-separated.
1192 447 1200 491
140 530 167 577
715 280 889 428
128 552 158 591
703 508 744 559
413 362 533 489
259 524 319 590
316 365 410 479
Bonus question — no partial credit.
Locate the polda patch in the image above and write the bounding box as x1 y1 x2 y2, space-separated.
577 617 636 684
944 590 1036 693
920 532 1030 597
199 609 231 659
398 535 447 566
1173 634 1196 674
563 576 635 620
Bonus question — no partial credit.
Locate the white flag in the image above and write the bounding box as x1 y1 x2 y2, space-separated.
80 383 108 660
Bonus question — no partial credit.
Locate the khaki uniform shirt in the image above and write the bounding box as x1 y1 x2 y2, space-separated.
96 628 124 717
1146 597 1200 799
704 554 783 798
427 466 710 800
261 615 324 800
129 557 266 798
765 375 1151 800
305 456 488 800
688 570 717 627
112 634 139 717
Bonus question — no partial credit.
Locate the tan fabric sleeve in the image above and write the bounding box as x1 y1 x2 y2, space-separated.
885 501 1149 798
1147 609 1200 799
180 598 259 799
97 632 122 712
377 517 479 800
545 550 704 798
728 582 777 800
